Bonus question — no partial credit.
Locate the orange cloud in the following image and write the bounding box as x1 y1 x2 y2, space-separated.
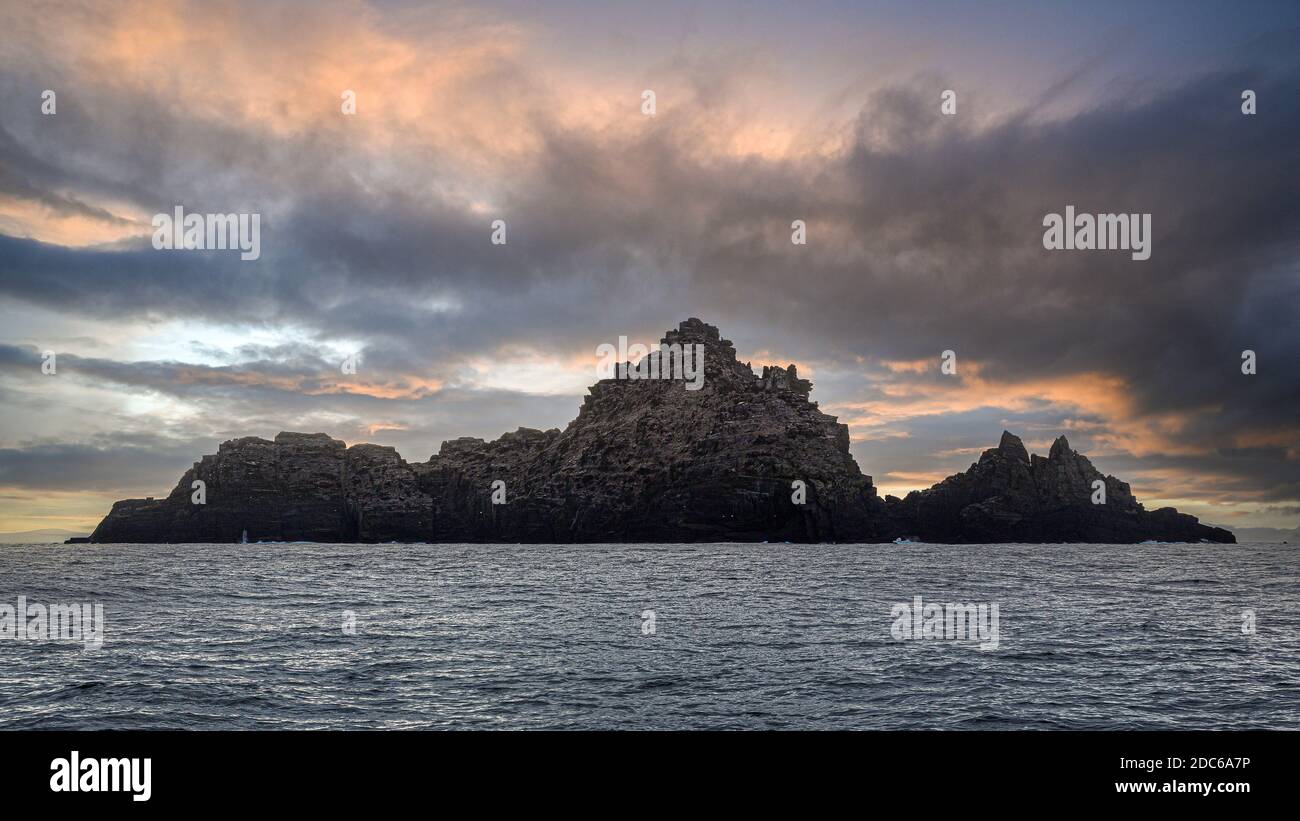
164 365 443 400
0 195 146 247
832 360 1210 459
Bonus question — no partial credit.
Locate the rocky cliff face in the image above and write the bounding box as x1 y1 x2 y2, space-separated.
86 319 1233 544
883 431 1234 543
88 433 432 544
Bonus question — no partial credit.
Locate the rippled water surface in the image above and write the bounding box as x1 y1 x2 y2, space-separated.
1 542 1297 729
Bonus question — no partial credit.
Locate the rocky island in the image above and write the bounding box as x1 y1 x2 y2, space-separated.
83 319 1234 544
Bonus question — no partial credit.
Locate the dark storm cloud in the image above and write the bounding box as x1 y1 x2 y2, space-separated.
0 435 210 493
0 17 1296 511
2 49 1296 375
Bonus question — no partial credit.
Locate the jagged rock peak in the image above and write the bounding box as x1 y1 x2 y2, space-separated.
997 430 1030 462
978 429 1029 465
661 317 738 364
663 317 722 345
650 319 809 394
759 364 812 395
1049 434 1073 459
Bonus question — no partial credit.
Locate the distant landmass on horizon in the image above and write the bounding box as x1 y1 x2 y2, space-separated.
0 528 89 544
77 320 1234 545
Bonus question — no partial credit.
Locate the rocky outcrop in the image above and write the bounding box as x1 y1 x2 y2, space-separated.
883 431 1234 543
88 432 430 543
410 318 881 543
85 319 1234 544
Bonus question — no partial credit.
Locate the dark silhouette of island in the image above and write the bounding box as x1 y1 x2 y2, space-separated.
81 319 1234 544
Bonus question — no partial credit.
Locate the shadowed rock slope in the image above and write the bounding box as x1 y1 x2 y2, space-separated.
85 319 1233 544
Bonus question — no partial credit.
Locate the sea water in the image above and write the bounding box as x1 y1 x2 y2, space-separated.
1 541 1296 729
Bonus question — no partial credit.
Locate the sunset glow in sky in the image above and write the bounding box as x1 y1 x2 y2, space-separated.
1 0 1298 535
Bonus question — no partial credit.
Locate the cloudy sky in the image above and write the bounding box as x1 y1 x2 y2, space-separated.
1 0 1297 534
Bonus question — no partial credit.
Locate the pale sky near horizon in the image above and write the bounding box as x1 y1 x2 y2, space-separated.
1 0 1298 533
